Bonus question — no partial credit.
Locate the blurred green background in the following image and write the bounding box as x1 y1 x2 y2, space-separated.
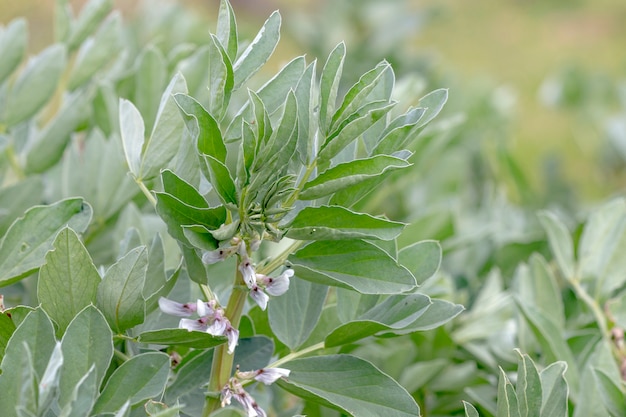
3 0 626 205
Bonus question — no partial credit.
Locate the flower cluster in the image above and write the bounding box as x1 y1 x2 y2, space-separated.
221 367 291 416
203 241 293 310
158 298 239 354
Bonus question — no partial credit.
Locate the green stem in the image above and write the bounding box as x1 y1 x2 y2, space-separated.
268 342 324 369
202 259 249 417
113 349 130 362
257 240 304 275
137 178 157 206
570 278 609 339
5 144 25 181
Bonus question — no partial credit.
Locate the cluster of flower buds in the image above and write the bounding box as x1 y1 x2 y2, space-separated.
202 240 293 311
221 367 291 417
158 298 239 354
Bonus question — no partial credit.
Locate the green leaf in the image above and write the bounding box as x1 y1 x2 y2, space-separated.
203 155 238 206
515 350 542 417
0 198 92 287
319 42 346 134
59 366 98 417
371 107 426 155
414 88 448 129
299 154 410 200
138 328 227 349
139 72 188 180
537 211 574 279
234 336 275 371
397 240 441 284
0 309 56 417
216 0 238 60
593 368 626 417
540 362 569 417
232 11 281 89
62 129 138 221
268 277 328 350
463 401 480 417
319 101 395 163
516 254 564 328
119 98 144 177
252 90 299 176
208 34 234 117
577 198 626 297
25 87 94 174
0 310 16 360
325 294 431 347
37 228 101 335
224 56 305 142
497 367 521 417
289 240 416 294
330 61 391 131
97 246 148 333
515 300 579 395
155 191 226 246
174 93 226 163
294 61 316 163
394 298 464 333
58 305 113 409
38 342 64 413
0 18 27 84
161 169 208 208
165 349 213 402
399 358 448 393
286 206 404 241
2 44 67 127
0 177 43 237
92 352 170 414
67 12 122 90
66 0 113 51
135 46 167 132
277 354 420 417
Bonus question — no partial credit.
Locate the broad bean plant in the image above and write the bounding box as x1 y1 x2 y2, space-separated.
0 1 465 416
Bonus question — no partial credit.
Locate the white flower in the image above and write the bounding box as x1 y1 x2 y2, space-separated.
264 269 293 296
252 403 267 417
234 391 258 417
206 310 228 336
220 385 233 407
196 299 217 317
179 317 209 332
239 256 256 288
250 286 269 310
158 297 197 317
202 246 236 264
254 367 291 385
225 325 239 354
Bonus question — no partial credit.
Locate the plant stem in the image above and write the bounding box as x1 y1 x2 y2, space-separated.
570 279 608 338
137 178 157 206
257 240 304 275
202 259 248 417
268 342 325 369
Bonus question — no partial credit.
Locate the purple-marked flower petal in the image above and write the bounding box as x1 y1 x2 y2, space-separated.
250 286 269 310
220 385 233 407
252 403 267 417
202 248 228 264
207 314 228 336
179 317 208 332
234 391 257 417
159 297 197 317
226 325 239 354
254 367 291 385
239 257 256 288
265 269 293 296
